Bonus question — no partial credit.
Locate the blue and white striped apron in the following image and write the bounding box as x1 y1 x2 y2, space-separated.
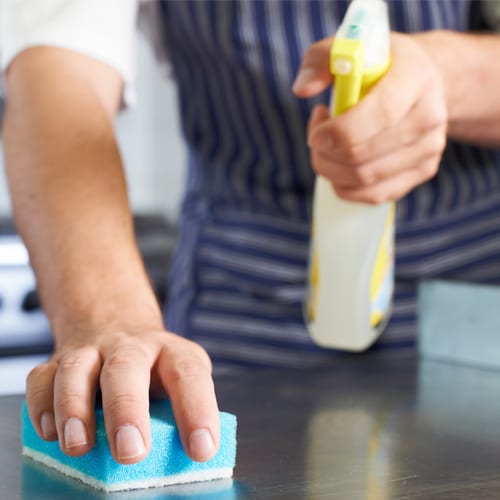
157 0 500 368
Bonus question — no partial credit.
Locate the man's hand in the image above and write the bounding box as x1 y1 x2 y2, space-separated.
293 33 448 204
3 47 219 465
26 327 219 464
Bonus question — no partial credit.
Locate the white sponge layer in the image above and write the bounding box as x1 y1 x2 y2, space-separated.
21 400 237 492
23 447 234 493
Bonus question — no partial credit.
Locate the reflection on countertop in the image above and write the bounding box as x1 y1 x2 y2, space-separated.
22 459 241 500
3 355 500 499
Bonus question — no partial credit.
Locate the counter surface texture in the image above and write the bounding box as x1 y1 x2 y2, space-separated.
2 355 500 499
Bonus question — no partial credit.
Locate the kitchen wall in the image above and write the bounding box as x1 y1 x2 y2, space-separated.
0 35 186 220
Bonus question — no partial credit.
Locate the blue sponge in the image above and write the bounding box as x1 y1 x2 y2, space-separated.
21 400 237 492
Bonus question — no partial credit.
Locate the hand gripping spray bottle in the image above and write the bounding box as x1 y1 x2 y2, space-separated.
306 0 394 351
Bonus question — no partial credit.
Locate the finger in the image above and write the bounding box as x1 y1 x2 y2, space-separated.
293 37 334 97
334 156 440 204
312 125 446 189
350 125 445 187
99 343 153 464
157 338 219 463
307 104 330 140
311 151 356 189
309 34 444 153
309 86 447 165
53 346 101 456
337 34 430 140
26 360 58 441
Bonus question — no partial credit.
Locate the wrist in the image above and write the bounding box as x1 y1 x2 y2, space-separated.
49 281 165 343
411 30 500 144
410 31 457 119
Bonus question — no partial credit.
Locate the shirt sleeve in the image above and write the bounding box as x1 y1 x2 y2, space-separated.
0 0 139 106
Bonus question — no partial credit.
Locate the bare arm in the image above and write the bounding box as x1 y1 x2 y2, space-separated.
4 47 160 339
3 47 218 464
414 31 500 146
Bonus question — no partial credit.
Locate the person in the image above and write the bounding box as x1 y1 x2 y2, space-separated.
1 0 500 465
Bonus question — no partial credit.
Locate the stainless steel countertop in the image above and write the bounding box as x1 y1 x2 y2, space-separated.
3 355 500 499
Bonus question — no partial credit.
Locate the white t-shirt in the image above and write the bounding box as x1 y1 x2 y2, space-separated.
0 0 146 104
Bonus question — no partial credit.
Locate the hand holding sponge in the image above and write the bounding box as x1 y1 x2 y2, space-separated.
21 400 237 493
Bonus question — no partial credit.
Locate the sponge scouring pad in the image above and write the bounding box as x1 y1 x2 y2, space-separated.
21 400 237 492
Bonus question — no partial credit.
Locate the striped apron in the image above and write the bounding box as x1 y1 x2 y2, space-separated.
157 0 500 368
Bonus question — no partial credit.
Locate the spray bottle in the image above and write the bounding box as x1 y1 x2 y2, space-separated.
305 0 394 351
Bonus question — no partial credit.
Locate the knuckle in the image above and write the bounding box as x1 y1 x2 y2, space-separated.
420 80 447 129
103 345 148 372
420 108 447 133
427 68 445 92
191 343 213 370
430 132 447 155
105 351 132 370
432 105 447 128
332 126 353 151
26 362 57 406
418 54 441 86
160 335 213 377
435 104 448 126
168 356 209 383
58 352 85 371
27 386 52 410
332 185 354 202
421 160 439 180
27 362 54 385
55 391 84 412
377 96 399 126
353 167 376 187
365 191 388 206
420 65 436 88
56 346 99 372
106 393 142 414
344 143 367 166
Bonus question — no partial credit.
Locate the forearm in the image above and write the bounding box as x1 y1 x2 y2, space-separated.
3 49 163 340
4 47 218 467
413 30 500 146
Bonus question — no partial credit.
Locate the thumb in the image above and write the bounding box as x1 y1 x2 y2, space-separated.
293 37 334 98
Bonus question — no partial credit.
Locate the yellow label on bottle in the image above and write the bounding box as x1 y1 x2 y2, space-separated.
369 202 395 327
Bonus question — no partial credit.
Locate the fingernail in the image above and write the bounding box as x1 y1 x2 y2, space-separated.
189 429 215 461
292 68 318 93
40 411 56 439
64 418 88 449
116 425 146 460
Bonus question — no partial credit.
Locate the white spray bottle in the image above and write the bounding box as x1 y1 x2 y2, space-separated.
305 0 395 351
